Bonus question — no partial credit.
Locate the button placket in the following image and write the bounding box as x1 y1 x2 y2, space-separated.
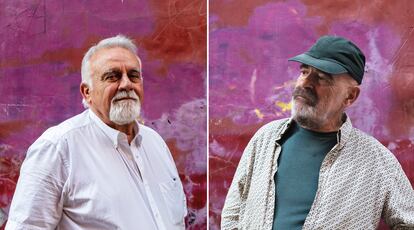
138 144 167 230
307 148 338 228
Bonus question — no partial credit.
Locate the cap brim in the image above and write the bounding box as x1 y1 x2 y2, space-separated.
288 53 347 75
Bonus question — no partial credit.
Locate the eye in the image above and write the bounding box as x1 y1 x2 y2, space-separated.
300 69 309 76
317 73 329 80
317 72 334 85
128 70 142 83
103 71 121 82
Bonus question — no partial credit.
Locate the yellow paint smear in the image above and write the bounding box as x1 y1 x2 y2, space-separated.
254 109 264 119
275 101 292 112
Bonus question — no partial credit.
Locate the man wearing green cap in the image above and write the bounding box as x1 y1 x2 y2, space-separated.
221 36 414 229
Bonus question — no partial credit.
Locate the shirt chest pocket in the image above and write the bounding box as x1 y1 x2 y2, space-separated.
159 179 187 225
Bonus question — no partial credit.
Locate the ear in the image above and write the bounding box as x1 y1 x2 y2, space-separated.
80 83 91 104
344 86 360 107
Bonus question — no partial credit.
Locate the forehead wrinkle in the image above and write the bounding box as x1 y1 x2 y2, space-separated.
102 55 140 65
93 58 141 77
105 56 140 64
104 62 141 71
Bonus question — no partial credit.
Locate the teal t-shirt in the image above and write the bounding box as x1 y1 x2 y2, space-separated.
272 121 337 230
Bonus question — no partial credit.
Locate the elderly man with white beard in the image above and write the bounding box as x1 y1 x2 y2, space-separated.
221 36 414 230
6 35 187 230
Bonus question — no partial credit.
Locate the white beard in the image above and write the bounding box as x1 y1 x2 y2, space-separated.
109 91 141 125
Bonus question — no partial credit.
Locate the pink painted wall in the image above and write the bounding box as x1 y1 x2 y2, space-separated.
0 0 206 229
209 0 414 229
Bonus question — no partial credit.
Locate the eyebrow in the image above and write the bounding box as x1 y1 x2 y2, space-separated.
128 69 142 74
100 68 142 80
103 67 141 74
300 64 332 77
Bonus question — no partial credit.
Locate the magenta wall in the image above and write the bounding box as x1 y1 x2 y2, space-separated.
0 0 206 229
209 0 414 229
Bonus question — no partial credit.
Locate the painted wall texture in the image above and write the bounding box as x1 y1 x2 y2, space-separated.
209 0 414 229
0 0 206 229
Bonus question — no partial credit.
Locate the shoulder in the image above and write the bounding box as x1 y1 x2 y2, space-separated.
38 110 92 144
242 118 290 156
29 111 92 156
138 123 176 164
349 127 400 166
138 123 168 147
23 112 92 176
259 118 290 132
139 123 164 139
252 118 290 140
351 128 391 155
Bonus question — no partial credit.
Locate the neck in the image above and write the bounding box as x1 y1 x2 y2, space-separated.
113 123 136 144
295 113 344 133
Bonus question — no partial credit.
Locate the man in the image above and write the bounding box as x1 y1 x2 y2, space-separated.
221 36 414 229
6 35 187 230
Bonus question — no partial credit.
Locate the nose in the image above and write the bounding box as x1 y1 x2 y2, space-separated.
118 72 133 91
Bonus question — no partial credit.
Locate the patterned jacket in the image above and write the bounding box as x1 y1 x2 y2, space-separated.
221 117 414 230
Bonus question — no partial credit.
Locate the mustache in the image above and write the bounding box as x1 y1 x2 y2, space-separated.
112 91 139 103
292 87 318 106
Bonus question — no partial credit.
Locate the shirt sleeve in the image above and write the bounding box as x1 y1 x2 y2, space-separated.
5 139 69 230
382 160 414 228
221 132 258 230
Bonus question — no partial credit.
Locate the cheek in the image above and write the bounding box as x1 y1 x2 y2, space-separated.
102 85 119 104
317 88 336 106
294 77 305 87
134 85 144 99
326 91 346 109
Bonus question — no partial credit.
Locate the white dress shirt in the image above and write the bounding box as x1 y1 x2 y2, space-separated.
6 110 187 230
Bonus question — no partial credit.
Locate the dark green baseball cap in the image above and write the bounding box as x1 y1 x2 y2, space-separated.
288 35 366 84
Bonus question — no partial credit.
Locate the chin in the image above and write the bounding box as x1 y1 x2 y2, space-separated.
109 101 141 125
292 101 324 127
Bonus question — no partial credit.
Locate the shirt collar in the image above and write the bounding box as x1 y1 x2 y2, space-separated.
88 109 139 148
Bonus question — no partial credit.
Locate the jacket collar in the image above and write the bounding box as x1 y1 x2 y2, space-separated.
336 114 353 150
279 114 353 149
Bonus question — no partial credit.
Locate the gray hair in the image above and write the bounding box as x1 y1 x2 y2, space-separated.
81 34 138 108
